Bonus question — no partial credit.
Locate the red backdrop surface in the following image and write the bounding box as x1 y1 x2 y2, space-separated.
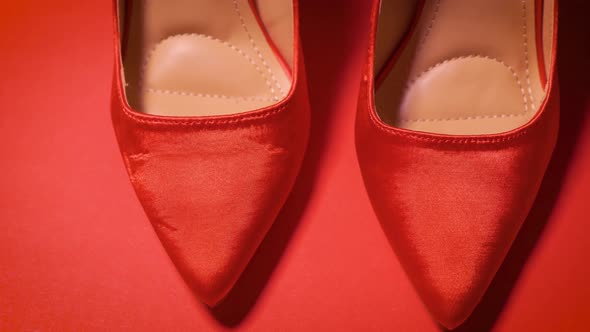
1 1 589 331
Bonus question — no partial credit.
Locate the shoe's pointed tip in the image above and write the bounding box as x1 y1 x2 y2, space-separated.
182 269 235 308
422 289 480 330
149 213 272 309
199 292 226 308
436 311 470 330
367 176 522 330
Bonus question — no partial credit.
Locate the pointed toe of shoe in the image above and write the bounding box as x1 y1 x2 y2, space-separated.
149 209 277 307
361 155 552 327
355 94 559 326
385 208 516 330
431 302 473 331
358 144 556 326
374 180 537 328
116 115 307 304
117 124 307 304
183 266 235 308
426 293 476 330
111 85 309 304
158 212 272 308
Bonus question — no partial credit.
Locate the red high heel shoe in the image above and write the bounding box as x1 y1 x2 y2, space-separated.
356 0 558 328
110 0 309 306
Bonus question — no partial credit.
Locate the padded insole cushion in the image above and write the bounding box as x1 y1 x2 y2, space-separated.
121 0 293 117
376 0 548 135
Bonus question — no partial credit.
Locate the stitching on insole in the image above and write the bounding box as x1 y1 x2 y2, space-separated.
399 112 532 123
144 88 275 102
418 0 441 50
139 33 271 96
233 0 284 99
379 106 532 124
521 0 535 110
398 55 529 122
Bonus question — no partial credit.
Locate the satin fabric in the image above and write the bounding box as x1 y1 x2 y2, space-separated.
110 0 310 306
356 0 559 328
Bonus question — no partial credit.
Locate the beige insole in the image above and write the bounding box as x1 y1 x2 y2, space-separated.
376 0 554 135
119 0 293 117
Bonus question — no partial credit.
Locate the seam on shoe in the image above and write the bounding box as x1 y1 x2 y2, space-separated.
366 72 544 145
143 88 275 102
367 100 540 144
119 101 290 126
139 33 272 97
142 33 262 74
233 0 284 99
398 55 529 122
398 112 531 123
418 0 441 50
522 0 535 110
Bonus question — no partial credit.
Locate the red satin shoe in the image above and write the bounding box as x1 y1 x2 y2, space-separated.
110 0 309 306
356 0 558 328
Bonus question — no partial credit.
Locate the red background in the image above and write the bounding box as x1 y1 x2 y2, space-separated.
1 1 589 331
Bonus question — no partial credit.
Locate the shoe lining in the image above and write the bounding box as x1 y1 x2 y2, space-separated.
118 0 293 117
375 0 555 135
